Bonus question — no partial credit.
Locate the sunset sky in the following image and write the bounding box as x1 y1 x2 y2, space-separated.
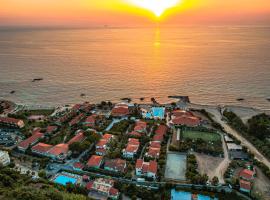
0 0 270 26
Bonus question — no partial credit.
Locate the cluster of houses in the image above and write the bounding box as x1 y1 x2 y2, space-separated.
122 138 140 159
18 129 86 161
239 164 256 194
128 120 147 138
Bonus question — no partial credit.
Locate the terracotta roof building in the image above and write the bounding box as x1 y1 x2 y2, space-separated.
239 180 252 193
67 131 86 145
86 178 119 200
104 158 127 173
135 159 158 179
111 103 130 117
31 142 53 156
87 155 103 168
47 143 69 161
18 132 44 152
0 117 25 128
122 138 140 159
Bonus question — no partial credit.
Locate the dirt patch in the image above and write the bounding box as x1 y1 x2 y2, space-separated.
195 153 223 180
253 167 270 200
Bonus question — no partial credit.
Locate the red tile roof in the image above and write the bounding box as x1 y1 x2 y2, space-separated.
69 113 85 126
31 142 52 153
155 125 167 136
96 139 108 148
240 180 252 191
104 158 127 173
136 159 143 169
47 143 69 156
128 138 140 145
87 155 103 167
111 106 129 116
153 134 164 142
46 126 58 133
18 132 44 150
0 117 22 124
102 133 113 141
172 116 200 127
134 121 147 132
150 141 161 148
147 147 160 158
86 181 94 190
109 187 119 196
148 160 158 174
125 144 139 153
136 159 157 175
239 169 255 180
67 131 85 145
85 115 97 124
172 110 194 117
128 131 142 137
73 162 84 169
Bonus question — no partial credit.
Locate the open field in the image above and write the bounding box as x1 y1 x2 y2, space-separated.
182 130 221 142
195 153 224 181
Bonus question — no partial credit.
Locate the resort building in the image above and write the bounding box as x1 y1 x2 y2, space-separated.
239 169 256 182
47 143 69 161
145 141 161 159
17 131 44 152
134 120 147 133
169 110 201 127
73 162 85 171
83 114 97 128
104 158 127 173
111 103 130 117
45 126 58 135
135 159 158 179
128 120 147 138
0 117 25 128
152 124 167 143
69 113 85 126
67 130 86 145
95 133 113 156
87 155 103 168
239 180 252 194
0 150 10 166
122 138 140 159
86 178 119 200
31 142 53 156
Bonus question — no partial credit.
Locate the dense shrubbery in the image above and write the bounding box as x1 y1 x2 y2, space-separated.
0 166 91 200
223 111 270 160
186 154 208 185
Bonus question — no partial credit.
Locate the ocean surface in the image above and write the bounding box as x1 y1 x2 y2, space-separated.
0 26 269 109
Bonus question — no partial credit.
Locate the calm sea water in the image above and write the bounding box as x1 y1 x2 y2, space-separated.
0 26 269 109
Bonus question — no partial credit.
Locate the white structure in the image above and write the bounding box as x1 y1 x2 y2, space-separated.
0 150 10 166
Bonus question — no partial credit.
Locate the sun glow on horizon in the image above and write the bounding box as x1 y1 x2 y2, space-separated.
129 0 181 17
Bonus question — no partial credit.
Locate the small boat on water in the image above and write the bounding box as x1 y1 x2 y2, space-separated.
140 97 145 101
10 90 15 94
80 93 86 97
32 78 43 82
237 98 245 101
267 98 270 102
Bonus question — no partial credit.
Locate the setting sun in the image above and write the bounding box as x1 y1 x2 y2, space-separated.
128 0 181 17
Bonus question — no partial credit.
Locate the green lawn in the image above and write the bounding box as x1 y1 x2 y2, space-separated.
182 130 221 142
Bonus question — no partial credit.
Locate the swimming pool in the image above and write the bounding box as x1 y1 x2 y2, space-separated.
171 189 218 200
152 107 165 119
54 175 77 185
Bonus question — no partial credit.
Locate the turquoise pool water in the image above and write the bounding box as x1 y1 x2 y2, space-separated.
152 107 165 119
171 189 218 200
54 175 77 185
